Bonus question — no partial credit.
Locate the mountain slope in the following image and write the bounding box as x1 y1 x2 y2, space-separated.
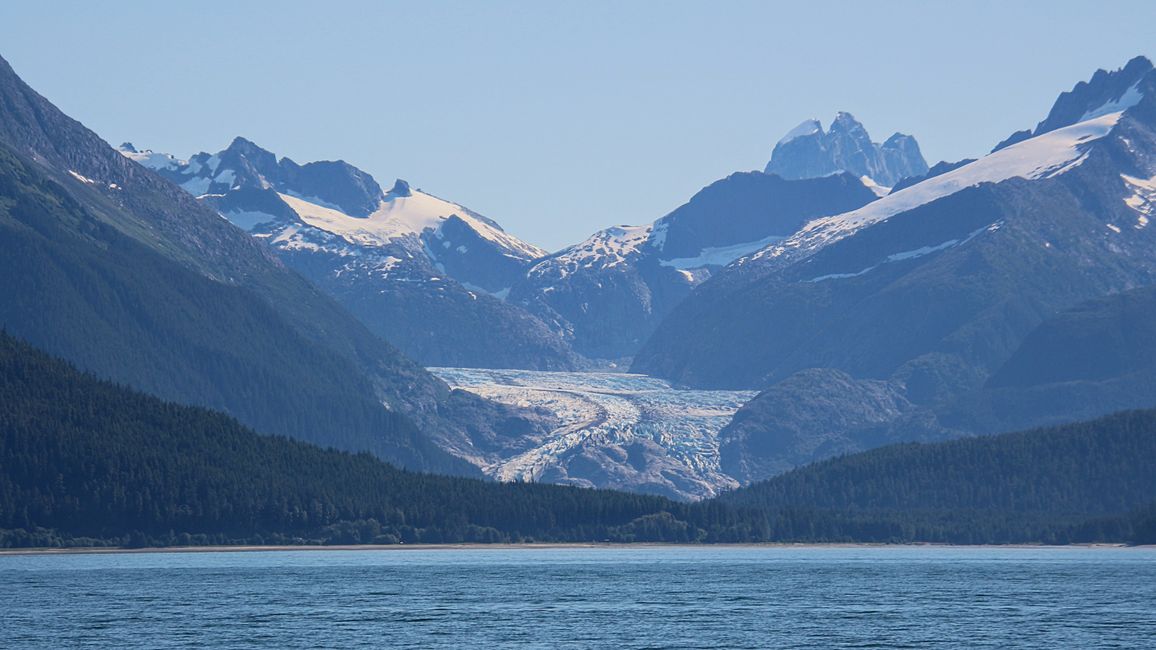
510 171 878 358
121 139 577 370
720 409 1156 529
637 58 1156 389
4 331 1147 547
0 52 522 473
992 55 1153 150
633 56 1156 483
0 332 700 547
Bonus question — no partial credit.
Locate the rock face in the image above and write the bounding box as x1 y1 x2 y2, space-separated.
717 369 912 483
0 52 515 475
509 171 879 359
764 112 929 187
993 55 1154 151
634 57 1156 483
122 139 579 370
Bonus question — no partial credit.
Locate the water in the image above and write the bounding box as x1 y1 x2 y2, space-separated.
2 546 1154 648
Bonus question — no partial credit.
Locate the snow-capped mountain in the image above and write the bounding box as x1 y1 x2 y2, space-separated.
0 52 506 476
634 56 1156 483
508 171 879 359
993 55 1153 151
121 138 578 369
765 112 928 188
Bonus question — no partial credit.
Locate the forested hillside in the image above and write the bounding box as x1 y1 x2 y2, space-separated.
720 410 1156 543
2 331 1153 547
0 332 702 547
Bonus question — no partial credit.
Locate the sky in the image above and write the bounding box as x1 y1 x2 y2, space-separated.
1 1 1154 251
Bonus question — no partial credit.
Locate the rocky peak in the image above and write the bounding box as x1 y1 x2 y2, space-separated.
765 112 928 187
389 178 413 197
992 55 1153 152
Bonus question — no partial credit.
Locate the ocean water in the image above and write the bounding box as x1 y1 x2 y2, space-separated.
1 546 1153 648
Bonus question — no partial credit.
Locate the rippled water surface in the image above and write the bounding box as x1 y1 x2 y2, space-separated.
2 546 1154 648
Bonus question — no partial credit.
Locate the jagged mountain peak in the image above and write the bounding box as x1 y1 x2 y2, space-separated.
882 132 917 149
829 111 867 133
389 178 413 197
226 135 272 155
766 111 928 187
993 55 1153 151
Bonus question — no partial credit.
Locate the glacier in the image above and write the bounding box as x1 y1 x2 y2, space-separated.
430 367 757 500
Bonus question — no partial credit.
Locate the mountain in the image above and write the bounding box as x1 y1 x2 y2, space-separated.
4 329 1147 548
765 112 928 188
0 331 707 547
119 140 577 370
509 171 879 359
5 330 1149 548
932 284 1156 435
718 408 1156 544
634 56 1156 482
0 52 533 474
992 55 1153 151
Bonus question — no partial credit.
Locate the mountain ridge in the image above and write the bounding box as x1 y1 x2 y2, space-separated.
121 137 580 370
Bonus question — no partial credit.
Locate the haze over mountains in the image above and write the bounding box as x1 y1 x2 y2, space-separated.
2 47 1156 509
637 55 1156 483
119 139 577 371
116 54 1156 494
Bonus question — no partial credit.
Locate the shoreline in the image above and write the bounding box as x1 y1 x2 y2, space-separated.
0 541 1143 557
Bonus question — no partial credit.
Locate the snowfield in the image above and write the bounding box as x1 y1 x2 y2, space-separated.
431 368 756 500
750 111 1128 265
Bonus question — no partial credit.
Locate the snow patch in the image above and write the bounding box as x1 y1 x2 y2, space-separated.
1080 81 1144 122
531 224 653 278
777 118 822 147
118 147 183 171
807 222 1000 282
223 210 279 232
278 190 544 260
754 112 1125 265
1122 174 1156 227
659 233 786 270
68 170 95 184
213 168 236 186
180 176 212 196
860 175 891 197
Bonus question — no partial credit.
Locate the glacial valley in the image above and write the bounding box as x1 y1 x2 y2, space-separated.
431 368 756 500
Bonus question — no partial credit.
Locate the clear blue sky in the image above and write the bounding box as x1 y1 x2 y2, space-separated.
1 1 1153 250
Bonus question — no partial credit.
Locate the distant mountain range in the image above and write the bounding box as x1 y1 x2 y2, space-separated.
4 45 1156 505
508 171 879 359
0 52 540 476
119 139 578 370
635 55 1156 483
3 330 1153 547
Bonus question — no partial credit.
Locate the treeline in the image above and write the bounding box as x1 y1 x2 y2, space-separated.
0 332 698 547
0 142 464 476
717 410 1156 543
1 331 1154 548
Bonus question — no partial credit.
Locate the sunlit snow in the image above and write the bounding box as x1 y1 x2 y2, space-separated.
431 368 756 499
658 233 785 270
279 190 544 260
751 112 1126 265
